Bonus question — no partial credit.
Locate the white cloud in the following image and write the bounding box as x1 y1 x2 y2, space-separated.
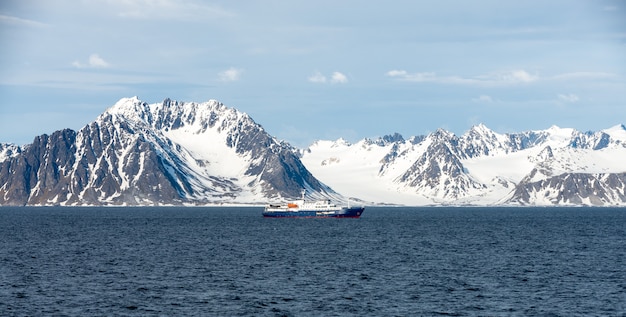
330 72 348 84
88 54 109 68
308 71 327 83
493 70 538 83
388 68 617 87
112 0 234 20
385 70 408 77
386 69 539 86
0 14 48 28
309 71 348 84
472 95 493 103
72 54 110 68
550 72 617 81
218 67 243 82
387 69 461 84
558 94 579 103
386 70 439 82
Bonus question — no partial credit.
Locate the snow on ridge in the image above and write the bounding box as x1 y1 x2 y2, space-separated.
464 123 504 140
0 143 20 162
6 94 623 207
301 123 626 206
603 124 626 142
105 96 145 118
101 97 262 163
84 97 275 203
467 123 492 135
307 138 351 149
544 125 576 146
103 97 251 134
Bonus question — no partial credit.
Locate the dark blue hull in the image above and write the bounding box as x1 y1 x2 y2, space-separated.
263 207 364 218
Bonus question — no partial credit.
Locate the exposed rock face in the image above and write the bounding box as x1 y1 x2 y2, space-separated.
511 173 626 206
2 98 625 207
0 97 336 206
396 130 485 200
301 124 626 206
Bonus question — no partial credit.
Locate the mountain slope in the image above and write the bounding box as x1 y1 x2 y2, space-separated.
300 124 626 206
2 97 624 207
0 97 336 206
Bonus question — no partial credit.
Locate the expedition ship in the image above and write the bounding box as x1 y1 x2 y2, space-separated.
263 192 364 218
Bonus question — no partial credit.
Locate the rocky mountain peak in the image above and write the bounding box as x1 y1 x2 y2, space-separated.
300 123 626 206
385 132 404 141
105 96 147 119
431 128 454 139
468 123 491 135
103 97 244 133
0 143 21 162
0 97 337 206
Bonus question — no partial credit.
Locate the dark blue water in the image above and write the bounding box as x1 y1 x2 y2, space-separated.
1 207 625 316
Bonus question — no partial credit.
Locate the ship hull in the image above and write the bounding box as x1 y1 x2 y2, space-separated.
262 207 365 218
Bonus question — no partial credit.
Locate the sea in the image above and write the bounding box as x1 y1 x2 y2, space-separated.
1 206 624 316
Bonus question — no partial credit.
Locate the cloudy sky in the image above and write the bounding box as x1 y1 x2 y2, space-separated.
1 0 625 147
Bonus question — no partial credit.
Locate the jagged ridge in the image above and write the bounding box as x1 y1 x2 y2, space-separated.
2 97 625 206
301 124 626 206
0 97 337 206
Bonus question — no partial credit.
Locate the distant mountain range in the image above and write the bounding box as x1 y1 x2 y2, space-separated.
1 97 625 206
300 124 626 206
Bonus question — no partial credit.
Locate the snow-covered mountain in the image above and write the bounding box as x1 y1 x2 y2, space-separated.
0 143 20 162
2 97 625 206
0 97 337 206
300 124 626 206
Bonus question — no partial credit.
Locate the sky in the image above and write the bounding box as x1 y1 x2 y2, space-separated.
1 0 625 147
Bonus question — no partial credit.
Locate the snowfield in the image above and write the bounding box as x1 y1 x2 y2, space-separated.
1 97 625 207
301 124 626 206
